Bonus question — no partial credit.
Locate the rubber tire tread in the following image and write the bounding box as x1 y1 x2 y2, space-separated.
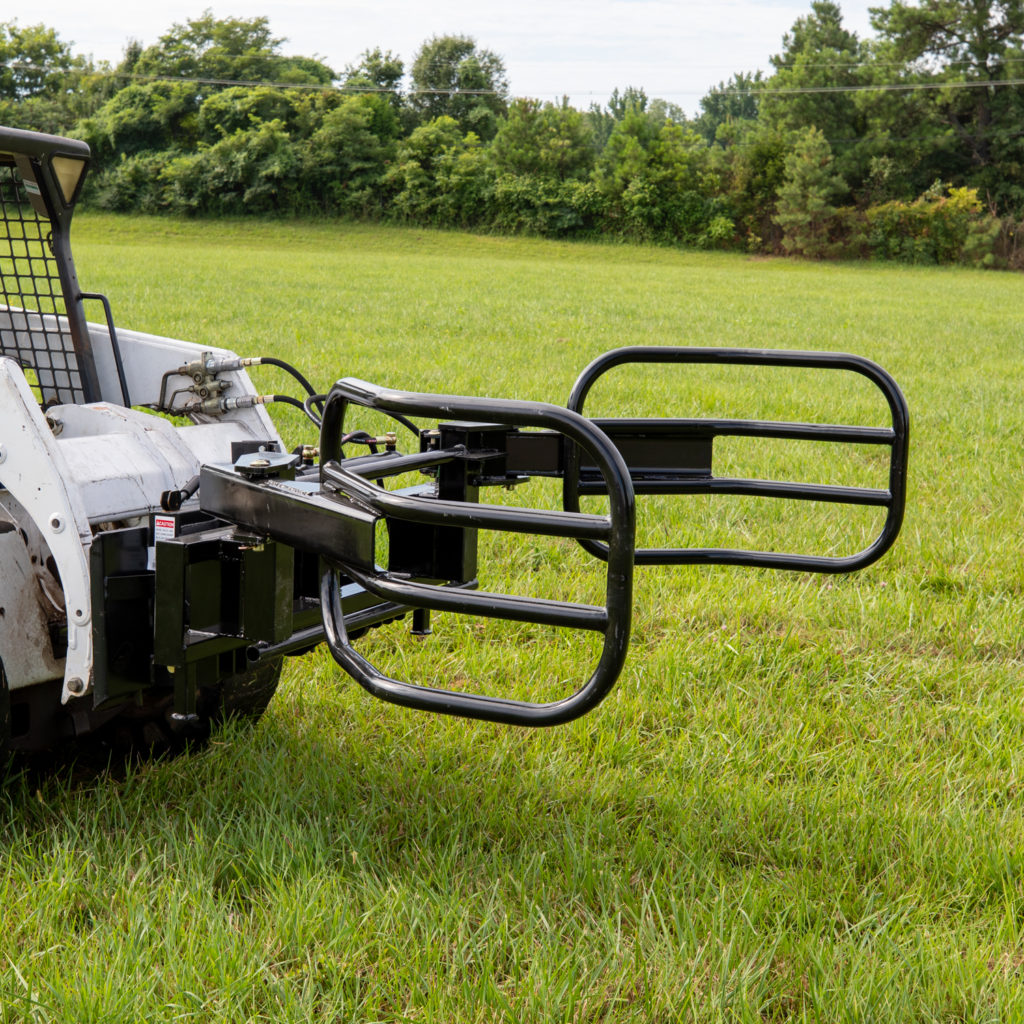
0 658 10 776
99 658 284 759
206 657 284 726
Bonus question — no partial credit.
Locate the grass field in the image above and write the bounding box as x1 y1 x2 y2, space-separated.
2 216 1024 1022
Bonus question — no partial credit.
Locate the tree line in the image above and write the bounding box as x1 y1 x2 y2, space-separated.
3 2 1023 267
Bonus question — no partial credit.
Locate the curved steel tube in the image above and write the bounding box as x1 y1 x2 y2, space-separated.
317 378 636 726
565 347 909 572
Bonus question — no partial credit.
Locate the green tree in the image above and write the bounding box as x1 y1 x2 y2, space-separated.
607 86 649 121
586 87 689 156
342 48 403 92
596 106 720 243
760 1 868 188
132 10 333 85
385 116 481 221
0 20 79 98
0 20 93 132
162 118 299 214
595 104 660 196
871 0 1024 72
341 47 406 123
408 35 508 140
647 97 689 126
695 72 764 144
490 98 594 180
710 120 790 248
77 81 201 160
870 0 1024 209
584 87 649 154
849 47 945 202
774 125 847 256
302 94 399 215
433 139 495 228
196 86 303 143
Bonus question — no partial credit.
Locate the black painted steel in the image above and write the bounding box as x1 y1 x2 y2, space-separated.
565 347 909 572
201 463 379 572
323 460 611 541
80 291 130 407
316 377 636 726
0 126 102 404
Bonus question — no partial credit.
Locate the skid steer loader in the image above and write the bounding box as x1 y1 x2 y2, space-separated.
0 125 909 765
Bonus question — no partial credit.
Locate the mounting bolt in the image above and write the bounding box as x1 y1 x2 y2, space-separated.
49 514 65 533
66 677 85 696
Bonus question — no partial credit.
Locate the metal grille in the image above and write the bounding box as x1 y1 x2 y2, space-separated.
0 161 86 405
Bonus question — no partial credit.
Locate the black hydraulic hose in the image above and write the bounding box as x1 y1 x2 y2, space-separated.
383 410 419 437
303 392 327 428
341 430 373 447
268 394 310 416
271 377 420 440
259 357 323 413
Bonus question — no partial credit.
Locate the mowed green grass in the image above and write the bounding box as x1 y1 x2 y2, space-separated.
3 215 1024 1022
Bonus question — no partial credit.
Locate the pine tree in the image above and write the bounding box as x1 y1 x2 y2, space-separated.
773 126 847 257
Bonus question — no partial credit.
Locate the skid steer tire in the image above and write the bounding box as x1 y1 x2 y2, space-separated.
99 658 284 761
0 658 10 777
202 657 284 729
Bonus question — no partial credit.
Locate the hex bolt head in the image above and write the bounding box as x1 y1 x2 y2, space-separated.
66 677 85 695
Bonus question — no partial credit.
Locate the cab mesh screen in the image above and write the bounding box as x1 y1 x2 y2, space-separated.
0 161 85 405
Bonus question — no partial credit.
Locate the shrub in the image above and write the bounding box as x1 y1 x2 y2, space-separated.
491 175 606 237
76 81 200 164
86 151 174 213
384 116 466 223
864 183 1001 266
161 119 299 215
701 213 736 248
196 87 303 144
300 95 398 217
433 143 495 228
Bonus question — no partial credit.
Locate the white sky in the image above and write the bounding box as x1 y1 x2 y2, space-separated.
27 0 879 116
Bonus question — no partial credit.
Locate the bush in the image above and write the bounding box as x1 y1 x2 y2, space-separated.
384 116 467 224
300 95 398 217
196 87 303 144
76 81 200 164
86 151 174 213
433 144 495 228
491 175 606 237
701 213 736 248
161 120 299 215
864 183 1001 266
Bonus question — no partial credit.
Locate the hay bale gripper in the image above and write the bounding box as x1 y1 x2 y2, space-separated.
0 125 909 762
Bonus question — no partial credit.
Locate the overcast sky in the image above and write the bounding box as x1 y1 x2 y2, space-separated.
29 0 879 116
